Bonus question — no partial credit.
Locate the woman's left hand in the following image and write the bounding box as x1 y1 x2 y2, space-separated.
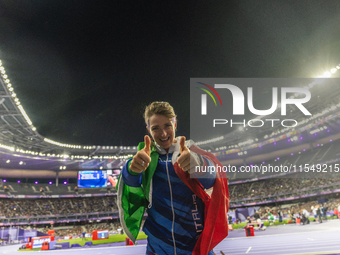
177 136 200 173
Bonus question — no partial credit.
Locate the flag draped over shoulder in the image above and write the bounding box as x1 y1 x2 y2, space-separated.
116 144 159 243
173 145 229 255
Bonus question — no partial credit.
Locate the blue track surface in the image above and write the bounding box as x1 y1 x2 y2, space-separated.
1 220 340 255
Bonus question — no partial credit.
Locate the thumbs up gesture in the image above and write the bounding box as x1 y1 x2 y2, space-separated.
177 136 200 173
130 135 152 173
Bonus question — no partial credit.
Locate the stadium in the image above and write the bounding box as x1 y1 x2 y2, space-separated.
1 2 340 255
1 58 340 254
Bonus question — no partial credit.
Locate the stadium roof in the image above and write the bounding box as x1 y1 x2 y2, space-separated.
0 64 137 159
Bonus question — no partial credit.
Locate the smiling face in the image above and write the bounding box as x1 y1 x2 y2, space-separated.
147 114 176 151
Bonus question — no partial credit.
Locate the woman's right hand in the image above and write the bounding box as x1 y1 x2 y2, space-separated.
130 135 151 173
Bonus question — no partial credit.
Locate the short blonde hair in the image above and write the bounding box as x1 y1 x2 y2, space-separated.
144 101 177 126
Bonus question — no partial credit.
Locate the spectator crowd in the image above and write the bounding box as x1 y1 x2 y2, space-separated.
229 197 340 224
0 197 118 218
230 176 340 202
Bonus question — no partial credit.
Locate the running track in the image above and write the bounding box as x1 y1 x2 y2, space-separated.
1 220 339 255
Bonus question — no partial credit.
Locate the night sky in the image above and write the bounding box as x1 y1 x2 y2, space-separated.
1 0 340 146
